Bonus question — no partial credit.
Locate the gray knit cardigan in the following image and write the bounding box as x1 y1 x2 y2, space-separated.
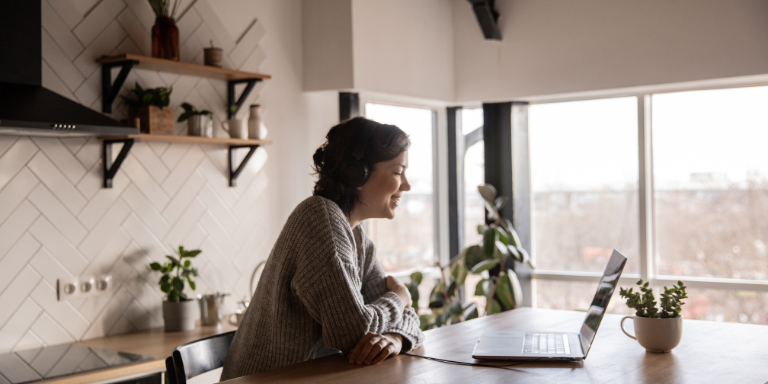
220 196 425 379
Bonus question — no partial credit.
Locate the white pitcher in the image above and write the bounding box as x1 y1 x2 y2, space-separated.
248 104 267 140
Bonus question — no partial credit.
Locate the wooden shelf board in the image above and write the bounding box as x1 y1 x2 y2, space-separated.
100 134 272 146
96 54 271 81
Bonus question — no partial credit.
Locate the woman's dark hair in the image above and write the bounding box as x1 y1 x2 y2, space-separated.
312 117 410 213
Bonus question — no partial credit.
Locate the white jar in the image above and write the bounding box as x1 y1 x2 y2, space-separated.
248 104 267 140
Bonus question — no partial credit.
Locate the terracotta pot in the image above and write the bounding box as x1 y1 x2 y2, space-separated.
131 106 174 135
152 17 179 61
162 300 197 332
621 315 683 352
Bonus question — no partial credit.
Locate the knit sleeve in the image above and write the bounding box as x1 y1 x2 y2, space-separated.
290 200 406 354
359 231 426 352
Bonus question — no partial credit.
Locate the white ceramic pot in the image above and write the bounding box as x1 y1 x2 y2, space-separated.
621 315 683 352
162 300 198 332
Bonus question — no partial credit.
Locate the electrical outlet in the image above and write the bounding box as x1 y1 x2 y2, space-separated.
57 275 112 301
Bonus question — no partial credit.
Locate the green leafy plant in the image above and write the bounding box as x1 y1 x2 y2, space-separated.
147 0 182 18
177 102 212 122
619 279 688 318
122 82 172 111
149 246 200 302
409 184 534 330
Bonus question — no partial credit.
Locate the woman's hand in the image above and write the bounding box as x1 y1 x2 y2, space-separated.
386 276 412 308
348 332 403 365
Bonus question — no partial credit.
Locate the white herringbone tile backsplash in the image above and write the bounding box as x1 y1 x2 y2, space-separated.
0 0 271 353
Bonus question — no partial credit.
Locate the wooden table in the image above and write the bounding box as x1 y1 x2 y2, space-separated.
42 322 236 384
222 308 768 384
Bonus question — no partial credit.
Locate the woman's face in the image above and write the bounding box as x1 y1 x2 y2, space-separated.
356 151 411 220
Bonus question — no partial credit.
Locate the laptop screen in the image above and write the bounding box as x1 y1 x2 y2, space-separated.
578 249 627 357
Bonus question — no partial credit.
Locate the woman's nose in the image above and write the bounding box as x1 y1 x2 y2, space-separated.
401 176 411 191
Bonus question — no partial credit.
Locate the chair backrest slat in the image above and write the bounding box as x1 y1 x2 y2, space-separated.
171 331 236 384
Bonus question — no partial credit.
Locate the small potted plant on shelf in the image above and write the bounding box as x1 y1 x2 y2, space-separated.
619 280 688 352
177 102 213 137
123 82 174 135
150 246 200 332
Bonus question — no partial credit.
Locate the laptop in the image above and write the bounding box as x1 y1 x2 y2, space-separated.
472 249 627 361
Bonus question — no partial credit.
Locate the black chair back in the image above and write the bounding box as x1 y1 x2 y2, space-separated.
171 331 236 384
165 356 177 384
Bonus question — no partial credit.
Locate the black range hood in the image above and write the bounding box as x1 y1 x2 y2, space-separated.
0 0 137 137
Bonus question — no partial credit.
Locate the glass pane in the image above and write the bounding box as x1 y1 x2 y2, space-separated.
530 97 639 274
365 103 435 272
535 280 633 315
679 288 768 324
463 141 484 247
653 87 768 280
462 108 483 135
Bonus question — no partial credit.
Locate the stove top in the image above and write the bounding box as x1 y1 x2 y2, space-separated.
0 344 153 383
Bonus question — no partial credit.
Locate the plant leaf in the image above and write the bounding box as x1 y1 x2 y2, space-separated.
150 262 162 271
507 269 524 309
477 224 488 235
185 250 201 257
494 196 508 210
474 278 487 296
161 282 171 293
464 245 486 270
483 228 497 257
478 184 497 203
184 260 191 267
462 302 479 321
471 259 498 274
495 273 514 309
187 278 196 290
493 240 509 260
172 277 184 292
410 271 423 285
507 244 522 262
487 299 502 315
407 281 420 309
166 255 180 267
449 300 462 316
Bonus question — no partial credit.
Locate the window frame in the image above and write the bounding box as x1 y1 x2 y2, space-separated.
525 82 768 304
359 93 448 276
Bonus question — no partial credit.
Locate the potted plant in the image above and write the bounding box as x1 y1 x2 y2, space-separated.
149 246 200 332
148 0 181 61
177 102 212 137
408 184 534 330
123 82 174 135
619 280 688 352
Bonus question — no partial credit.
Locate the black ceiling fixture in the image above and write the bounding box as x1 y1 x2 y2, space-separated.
468 0 501 40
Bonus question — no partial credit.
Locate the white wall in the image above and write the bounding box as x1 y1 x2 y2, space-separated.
454 0 768 102
302 0 355 91
0 0 308 353
352 0 455 101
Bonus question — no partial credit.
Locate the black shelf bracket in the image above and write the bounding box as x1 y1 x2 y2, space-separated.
103 138 135 188
227 79 262 119
228 144 260 187
101 60 138 113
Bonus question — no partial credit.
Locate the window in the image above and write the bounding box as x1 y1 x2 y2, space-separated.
653 87 768 280
364 103 436 272
528 87 768 325
462 108 484 247
529 97 640 275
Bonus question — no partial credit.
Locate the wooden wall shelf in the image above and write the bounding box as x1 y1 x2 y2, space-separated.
100 134 271 188
96 54 271 81
97 54 270 118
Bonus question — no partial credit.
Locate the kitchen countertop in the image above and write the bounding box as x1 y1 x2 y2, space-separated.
40 322 237 384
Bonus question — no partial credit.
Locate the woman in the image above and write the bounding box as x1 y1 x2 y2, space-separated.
221 117 425 379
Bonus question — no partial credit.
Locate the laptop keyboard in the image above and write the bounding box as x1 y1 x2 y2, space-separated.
523 333 571 355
